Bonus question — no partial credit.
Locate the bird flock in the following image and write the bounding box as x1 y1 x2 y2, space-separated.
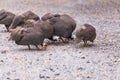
0 9 96 50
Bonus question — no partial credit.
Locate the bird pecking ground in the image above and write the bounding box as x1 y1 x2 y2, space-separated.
0 0 120 80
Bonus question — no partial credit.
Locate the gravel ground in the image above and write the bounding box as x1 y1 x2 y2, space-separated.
0 0 120 80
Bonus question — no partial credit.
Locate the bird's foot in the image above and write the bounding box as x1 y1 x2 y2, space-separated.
55 38 63 44
62 38 69 43
38 43 47 50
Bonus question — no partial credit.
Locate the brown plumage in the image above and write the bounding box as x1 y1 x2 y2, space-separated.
0 9 6 20
21 11 40 21
41 13 76 42
10 27 45 50
41 13 54 21
9 20 54 50
9 11 40 30
75 24 96 46
34 20 54 39
0 9 15 31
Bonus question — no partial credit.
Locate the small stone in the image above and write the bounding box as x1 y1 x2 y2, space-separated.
81 57 85 59
14 79 20 80
0 60 4 62
55 73 60 76
36 59 39 61
12 70 16 72
49 54 52 56
39 74 45 78
56 78 63 80
87 76 91 78
49 68 55 72
1 50 7 54
6 72 11 75
77 67 85 71
6 77 10 80
46 76 50 78
86 60 90 63
79 52 81 54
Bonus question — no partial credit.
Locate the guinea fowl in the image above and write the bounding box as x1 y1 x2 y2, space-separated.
34 20 54 39
41 13 76 43
0 9 15 31
75 24 96 46
9 20 54 50
8 10 40 31
0 9 7 20
10 27 45 50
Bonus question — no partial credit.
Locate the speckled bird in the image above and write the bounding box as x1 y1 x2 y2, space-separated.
41 13 76 42
75 24 96 46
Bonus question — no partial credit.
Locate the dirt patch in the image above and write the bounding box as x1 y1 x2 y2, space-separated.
0 0 120 80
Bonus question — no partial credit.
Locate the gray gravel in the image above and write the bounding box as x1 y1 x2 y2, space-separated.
0 0 120 80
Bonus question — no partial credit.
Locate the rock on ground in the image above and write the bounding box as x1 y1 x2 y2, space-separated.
0 0 120 80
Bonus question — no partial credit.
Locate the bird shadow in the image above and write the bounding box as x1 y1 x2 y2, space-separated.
47 42 67 46
76 43 97 48
17 48 46 51
47 39 74 46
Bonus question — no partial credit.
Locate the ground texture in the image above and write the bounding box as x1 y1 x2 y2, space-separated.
0 0 120 80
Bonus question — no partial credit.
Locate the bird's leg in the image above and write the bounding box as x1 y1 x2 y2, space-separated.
5 25 9 32
59 37 64 42
28 45 31 50
38 43 47 50
68 35 74 40
63 38 69 43
35 45 39 49
84 41 87 46
8 36 12 41
55 37 63 44
59 37 69 43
